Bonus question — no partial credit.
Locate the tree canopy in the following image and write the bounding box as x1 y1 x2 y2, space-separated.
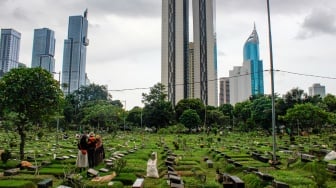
0 68 63 159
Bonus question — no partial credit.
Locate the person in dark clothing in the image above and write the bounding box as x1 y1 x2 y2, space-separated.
95 135 105 166
87 132 96 168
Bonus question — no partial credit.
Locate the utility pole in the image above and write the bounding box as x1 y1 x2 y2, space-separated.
266 0 277 163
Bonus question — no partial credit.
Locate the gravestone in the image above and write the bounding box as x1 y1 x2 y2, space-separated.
37 178 52 188
132 178 144 188
272 180 290 188
4 168 20 176
206 160 214 168
87 168 99 178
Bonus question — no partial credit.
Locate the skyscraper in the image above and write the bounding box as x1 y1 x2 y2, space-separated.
219 77 230 105
229 24 264 105
161 0 217 106
188 42 195 99
308 83 326 98
243 24 264 95
31 28 56 73
193 0 217 106
62 9 89 94
161 0 189 105
0 29 21 75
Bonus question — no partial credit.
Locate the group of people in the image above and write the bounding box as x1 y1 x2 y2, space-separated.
76 132 105 171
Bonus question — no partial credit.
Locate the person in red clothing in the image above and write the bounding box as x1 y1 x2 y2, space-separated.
87 132 96 168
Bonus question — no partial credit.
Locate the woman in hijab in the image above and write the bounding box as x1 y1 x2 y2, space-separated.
76 134 88 172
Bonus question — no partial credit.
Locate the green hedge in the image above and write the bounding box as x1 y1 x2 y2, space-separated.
0 180 35 188
113 173 137 185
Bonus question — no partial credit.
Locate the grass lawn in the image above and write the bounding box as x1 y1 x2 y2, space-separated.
1 130 336 187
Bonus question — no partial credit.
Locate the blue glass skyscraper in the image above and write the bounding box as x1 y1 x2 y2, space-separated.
0 29 21 75
62 9 89 94
31 28 55 73
243 24 264 95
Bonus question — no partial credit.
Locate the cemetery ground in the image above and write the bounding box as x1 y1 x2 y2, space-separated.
1 129 336 188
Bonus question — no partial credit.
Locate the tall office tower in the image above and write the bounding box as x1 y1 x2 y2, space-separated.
62 9 89 94
161 0 189 105
243 24 264 95
229 63 251 105
229 24 264 105
0 29 21 75
193 0 218 106
308 83 326 98
219 77 230 105
188 42 195 98
31 28 56 73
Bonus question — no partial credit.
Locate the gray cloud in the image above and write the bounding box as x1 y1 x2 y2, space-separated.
217 0 321 15
297 8 336 39
13 7 30 21
85 0 160 18
218 50 226 57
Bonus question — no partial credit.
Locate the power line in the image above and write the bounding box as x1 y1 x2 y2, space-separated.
108 69 335 92
277 70 336 80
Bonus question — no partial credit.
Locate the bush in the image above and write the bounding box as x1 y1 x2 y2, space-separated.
113 173 137 185
242 174 268 188
84 181 123 188
0 180 35 188
37 131 44 139
113 158 127 175
1 150 11 164
109 181 123 188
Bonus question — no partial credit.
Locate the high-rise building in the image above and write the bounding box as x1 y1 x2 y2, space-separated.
31 28 56 73
161 0 189 105
308 83 326 98
62 9 89 94
229 25 264 105
193 0 218 106
0 29 21 75
219 77 230 105
229 63 252 105
161 0 217 106
243 24 264 95
188 42 195 99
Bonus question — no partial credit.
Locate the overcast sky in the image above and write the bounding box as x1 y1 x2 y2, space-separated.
1 0 336 109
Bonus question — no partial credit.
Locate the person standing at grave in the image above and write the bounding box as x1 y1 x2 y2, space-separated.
76 134 88 172
87 132 97 168
95 134 105 166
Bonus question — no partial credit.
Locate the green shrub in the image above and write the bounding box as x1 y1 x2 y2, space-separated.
37 131 44 139
84 181 123 188
113 158 127 175
242 174 268 188
109 181 123 188
113 173 137 185
1 150 11 164
0 180 35 188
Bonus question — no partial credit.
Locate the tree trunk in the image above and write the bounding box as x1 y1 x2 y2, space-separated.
18 124 25 160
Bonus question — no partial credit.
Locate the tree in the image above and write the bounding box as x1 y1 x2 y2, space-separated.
142 83 174 130
281 103 329 132
323 94 336 113
0 68 63 159
74 83 112 103
206 109 227 128
81 100 122 132
64 84 114 124
126 106 143 127
175 99 205 122
179 109 201 132
250 95 272 132
233 100 252 128
218 104 234 126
